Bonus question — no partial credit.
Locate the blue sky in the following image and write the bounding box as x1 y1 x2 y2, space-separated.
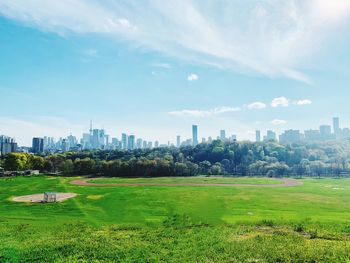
1 0 350 146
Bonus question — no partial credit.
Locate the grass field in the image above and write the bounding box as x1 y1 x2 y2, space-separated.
1 175 350 262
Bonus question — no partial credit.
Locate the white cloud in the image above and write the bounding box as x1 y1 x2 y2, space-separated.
1 1 350 83
187 73 199 81
270 119 287 125
271 97 289 107
247 102 266 110
295 99 312 105
169 106 240 117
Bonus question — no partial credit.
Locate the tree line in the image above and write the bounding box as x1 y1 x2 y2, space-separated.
1 140 350 177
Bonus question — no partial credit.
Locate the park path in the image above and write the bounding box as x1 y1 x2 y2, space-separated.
70 178 303 188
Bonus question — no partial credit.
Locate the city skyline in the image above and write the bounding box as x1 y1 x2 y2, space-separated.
2 2 350 145
1 116 349 154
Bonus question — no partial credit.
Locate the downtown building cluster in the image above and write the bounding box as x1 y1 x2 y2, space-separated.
255 117 350 143
2 117 350 155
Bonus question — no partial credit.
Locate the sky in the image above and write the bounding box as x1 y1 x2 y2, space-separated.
1 0 350 146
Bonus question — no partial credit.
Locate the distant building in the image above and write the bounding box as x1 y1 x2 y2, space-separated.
61 139 69 152
279 129 302 143
176 135 181 148
121 133 128 150
320 125 332 141
220 130 226 141
92 129 100 149
0 135 17 156
255 130 261 142
154 141 159 148
32 137 44 154
304 129 320 141
264 130 276 141
128 135 135 150
192 125 198 146
136 138 142 149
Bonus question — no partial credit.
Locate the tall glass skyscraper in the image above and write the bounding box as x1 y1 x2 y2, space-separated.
192 125 198 146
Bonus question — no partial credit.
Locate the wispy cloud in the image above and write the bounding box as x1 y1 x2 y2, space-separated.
295 99 312 106
169 106 240 117
1 1 350 83
270 119 287 125
271 97 289 107
152 62 172 69
247 102 266 110
187 73 198 81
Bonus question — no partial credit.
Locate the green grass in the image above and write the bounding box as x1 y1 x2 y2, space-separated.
89 176 284 185
1 175 350 262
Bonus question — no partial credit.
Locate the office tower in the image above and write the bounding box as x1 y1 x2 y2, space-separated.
255 130 261 142
208 136 213 143
230 135 237 141
32 137 44 153
264 130 276 141
99 129 105 148
61 139 69 152
0 135 17 156
202 137 206 143
136 138 142 149
147 141 153 149
142 140 147 149
82 133 91 149
192 125 198 146
333 117 341 139
154 141 159 148
176 136 181 147
320 125 332 141
92 129 100 149
304 129 320 141
220 130 226 141
67 135 77 149
128 135 135 150
279 130 302 143
121 133 128 150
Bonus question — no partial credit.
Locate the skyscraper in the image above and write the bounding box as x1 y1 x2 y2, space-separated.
176 135 181 147
255 130 261 142
320 125 332 141
128 135 135 150
192 125 198 146
92 129 100 149
121 133 128 150
220 130 226 141
32 137 44 153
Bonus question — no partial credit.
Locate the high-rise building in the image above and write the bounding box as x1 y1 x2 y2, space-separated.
333 117 340 133
136 138 142 149
264 130 276 141
92 129 100 149
192 125 198 146
176 136 181 148
320 125 332 141
61 139 69 152
304 129 320 141
32 137 44 154
154 141 159 148
142 140 147 149
220 130 226 141
0 135 17 156
128 135 135 150
255 130 261 142
279 130 302 143
121 133 128 150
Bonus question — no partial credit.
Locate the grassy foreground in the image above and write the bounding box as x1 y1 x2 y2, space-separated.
1 176 350 262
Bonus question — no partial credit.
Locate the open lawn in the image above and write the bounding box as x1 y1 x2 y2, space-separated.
1 175 350 262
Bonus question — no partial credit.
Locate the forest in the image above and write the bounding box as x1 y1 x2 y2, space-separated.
1 140 350 177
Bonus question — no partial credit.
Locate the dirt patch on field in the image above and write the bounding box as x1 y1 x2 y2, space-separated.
71 178 303 188
12 193 77 203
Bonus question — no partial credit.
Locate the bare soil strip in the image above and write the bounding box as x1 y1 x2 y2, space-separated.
70 178 303 188
12 193 77 203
